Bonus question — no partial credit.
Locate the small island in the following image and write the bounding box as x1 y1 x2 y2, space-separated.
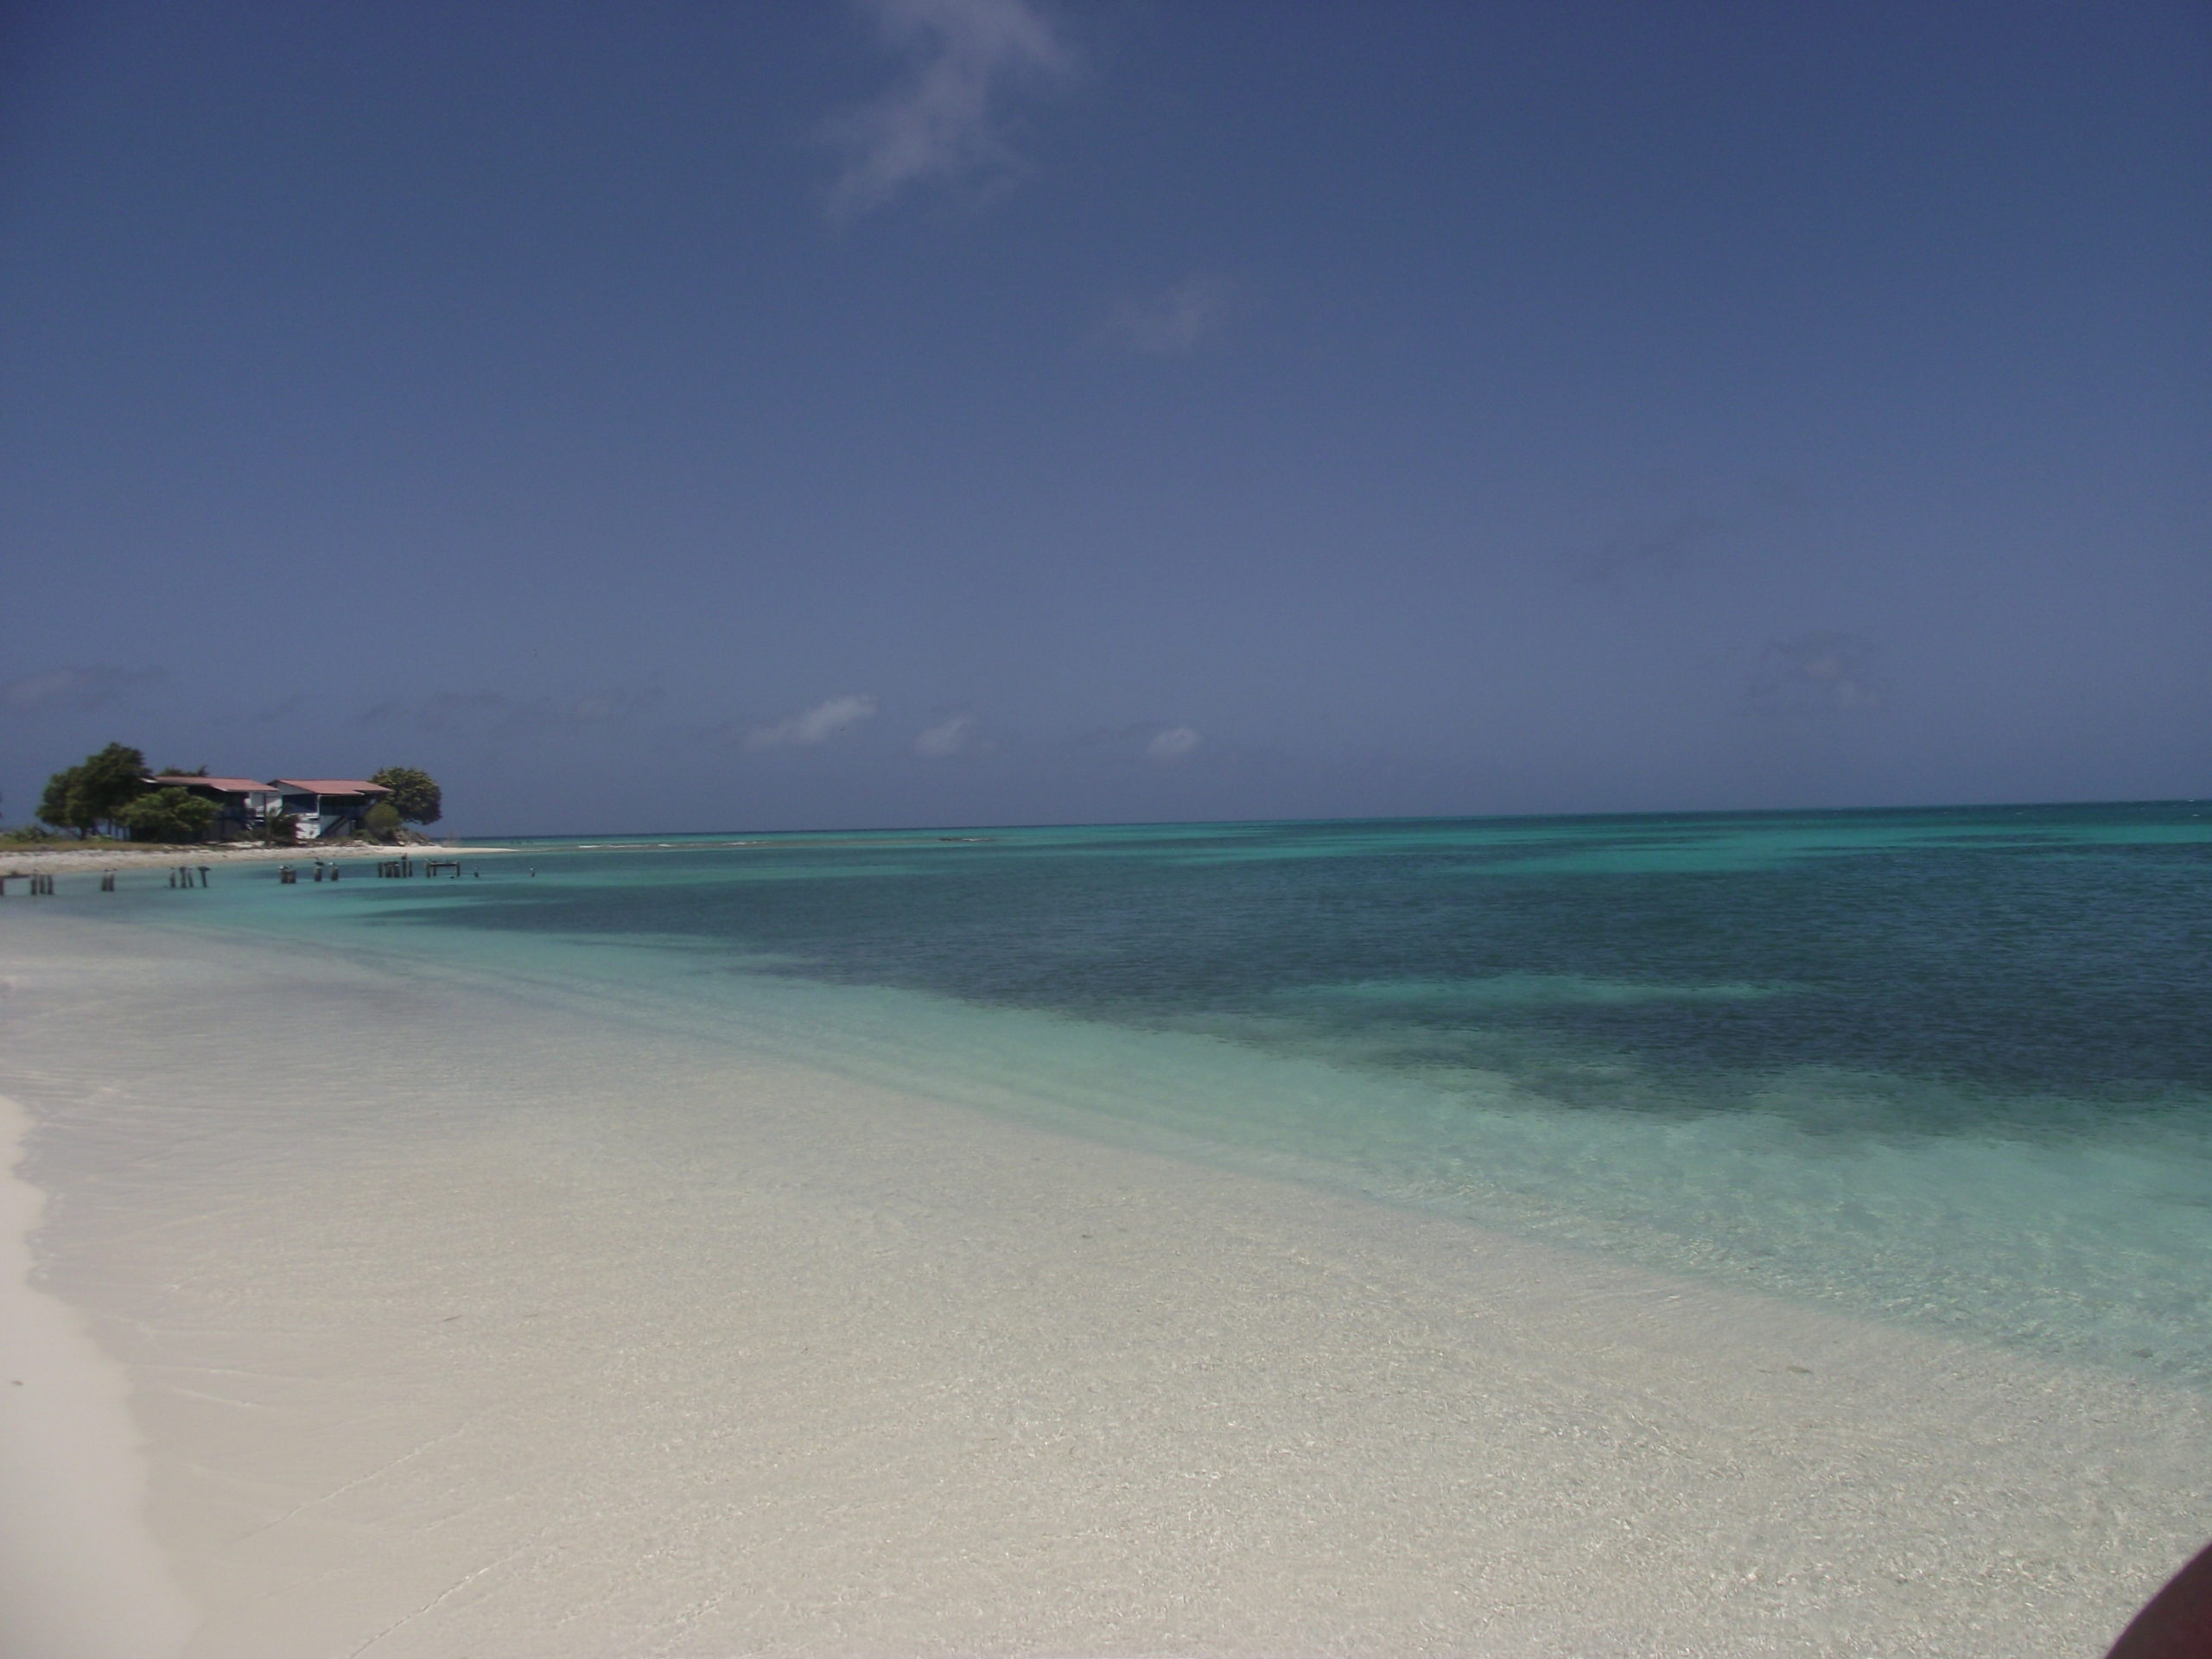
0 745 476 874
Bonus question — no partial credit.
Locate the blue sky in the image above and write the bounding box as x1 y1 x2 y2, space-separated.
3 0 2205 834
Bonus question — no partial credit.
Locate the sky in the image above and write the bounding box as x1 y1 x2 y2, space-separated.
2 0 2206 835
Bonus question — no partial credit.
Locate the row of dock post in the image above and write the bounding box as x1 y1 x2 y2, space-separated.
2 865 213 893
376 856 468 879
3 857 480 894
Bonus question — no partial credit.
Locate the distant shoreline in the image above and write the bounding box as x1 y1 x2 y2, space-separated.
0 842 518 876
0 835 993 877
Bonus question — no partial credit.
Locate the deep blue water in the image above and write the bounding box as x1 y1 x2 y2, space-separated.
465 803 2212 1123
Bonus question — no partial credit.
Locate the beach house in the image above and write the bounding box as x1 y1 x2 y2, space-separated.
144 776 287 840
267 779 392 841
142 774 392 840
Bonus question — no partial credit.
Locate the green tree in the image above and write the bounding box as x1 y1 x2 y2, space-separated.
368 766 442 825
77 742 149 820
36 768 88 836
264 811 299 846
36 742 149 836
362 800 404 842
115 787 219 843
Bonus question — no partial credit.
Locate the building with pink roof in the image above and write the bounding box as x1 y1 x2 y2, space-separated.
142 774 391 841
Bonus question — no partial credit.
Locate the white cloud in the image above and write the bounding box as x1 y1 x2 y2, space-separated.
825 0 1074 218
1146 725 1203 764
914 712 980 757
747 693 880 750
1106 274 1230 356
1748 633 1885 716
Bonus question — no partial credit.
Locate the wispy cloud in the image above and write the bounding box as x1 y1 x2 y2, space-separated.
825 0 1075 218
567 688 665 725
359 685 666 736
1105 274 1231 356
914 711 989 757
0 664 168 715
1070 720 1208 765
747 693 880 751
362 690 509 734
1579 507 1725 585
1146 725 1203 763
1747 632 1885 716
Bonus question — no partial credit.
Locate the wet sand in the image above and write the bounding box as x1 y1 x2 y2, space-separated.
0 912 2202 1656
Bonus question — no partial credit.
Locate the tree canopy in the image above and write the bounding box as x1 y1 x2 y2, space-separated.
368 766 442 824
36 742 150 836
116 786 219 843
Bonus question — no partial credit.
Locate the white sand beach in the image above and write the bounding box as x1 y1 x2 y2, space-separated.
1 1095 194 1659
1 912 2203 1656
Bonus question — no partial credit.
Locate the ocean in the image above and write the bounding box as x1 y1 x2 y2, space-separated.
142 798 2212 1391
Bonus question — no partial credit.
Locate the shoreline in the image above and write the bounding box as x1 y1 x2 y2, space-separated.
0 1093 194 1658
2 910 2201 1656
0 841 518 877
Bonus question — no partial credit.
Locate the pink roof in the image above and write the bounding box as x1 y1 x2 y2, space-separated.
149 776 272 793
269 779 391 797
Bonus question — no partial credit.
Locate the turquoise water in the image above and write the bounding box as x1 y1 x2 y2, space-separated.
67 801 2212 1385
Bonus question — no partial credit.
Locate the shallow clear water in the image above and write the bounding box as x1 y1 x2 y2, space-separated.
64 801 2212 1385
